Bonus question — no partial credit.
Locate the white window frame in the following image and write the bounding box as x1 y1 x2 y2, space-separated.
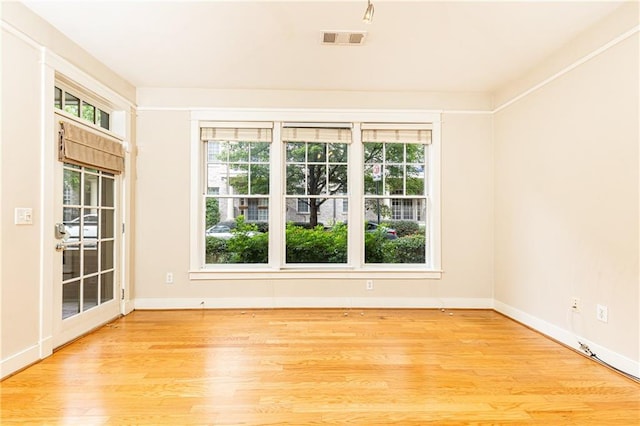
189 109 442 280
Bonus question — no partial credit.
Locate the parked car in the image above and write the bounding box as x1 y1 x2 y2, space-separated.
65 213 98 247
205 224 234 239
366 222 398 240
206 223 261 239
338 221 398 240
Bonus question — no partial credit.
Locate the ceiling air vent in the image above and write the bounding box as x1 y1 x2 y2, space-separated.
321 31 367 46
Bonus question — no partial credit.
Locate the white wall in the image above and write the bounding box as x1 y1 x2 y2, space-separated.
493 22 639 374
1 27 43 373
134 92 494 308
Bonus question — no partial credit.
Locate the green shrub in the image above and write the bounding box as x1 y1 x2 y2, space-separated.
383 233 426 263
205 236 229 263
286 222 346 263
364 230 388 263
226 232 268 263
205 198 220 228
387 220 420 237
225 216 268 263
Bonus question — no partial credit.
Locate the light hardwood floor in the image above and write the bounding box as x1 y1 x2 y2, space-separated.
1 309 639 425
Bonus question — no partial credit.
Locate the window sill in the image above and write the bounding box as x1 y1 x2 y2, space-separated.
189 268 443 281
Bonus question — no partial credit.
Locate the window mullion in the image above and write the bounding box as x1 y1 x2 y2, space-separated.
351 123 364 268
271 122 284 269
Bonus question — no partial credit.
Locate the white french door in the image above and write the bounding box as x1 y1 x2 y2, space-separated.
53 152 121 347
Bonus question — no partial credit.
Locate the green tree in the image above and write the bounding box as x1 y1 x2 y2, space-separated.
218 141 270 195
363 142 425 220
205 198 220 228
285 142 348 227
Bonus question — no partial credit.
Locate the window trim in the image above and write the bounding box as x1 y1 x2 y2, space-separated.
189 109 442 279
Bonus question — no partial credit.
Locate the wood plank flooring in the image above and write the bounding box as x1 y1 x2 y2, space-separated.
1 309 639 425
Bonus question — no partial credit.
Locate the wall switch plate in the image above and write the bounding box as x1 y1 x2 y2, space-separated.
596 304 608 323
14 207 33 225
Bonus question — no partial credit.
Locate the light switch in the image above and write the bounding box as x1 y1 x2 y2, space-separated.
15 207 33 225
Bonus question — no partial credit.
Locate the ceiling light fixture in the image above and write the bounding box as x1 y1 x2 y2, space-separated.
362 0 374 24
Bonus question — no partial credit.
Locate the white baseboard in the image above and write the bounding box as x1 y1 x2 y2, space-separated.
494 300 639 379
39 335 53 359
1 344 41 380
134 297 494 310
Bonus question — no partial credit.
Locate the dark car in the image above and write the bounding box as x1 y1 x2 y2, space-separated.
366 222 398 240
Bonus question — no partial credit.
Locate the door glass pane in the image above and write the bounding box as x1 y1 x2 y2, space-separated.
84 245 99 275
101 271 114 302
63 207 80 242
83 275 99 311
101 177 114 207
101 240 114 270
62 247 81 281
101 209 114 239
62 280 80 319
83 208 99 248
84 173 99 206
64 170 81 205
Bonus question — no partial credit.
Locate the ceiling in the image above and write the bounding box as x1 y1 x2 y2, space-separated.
22 1 625 93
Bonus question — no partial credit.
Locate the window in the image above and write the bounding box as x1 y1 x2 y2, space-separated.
297 198 310 214
64 92 80 116
202 125 272 265
55 86 110 130
283 126 350 264
362 124 431 265
193 113 441 277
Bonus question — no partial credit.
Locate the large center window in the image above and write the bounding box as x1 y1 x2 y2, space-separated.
193 113 441 277
283 125 350 264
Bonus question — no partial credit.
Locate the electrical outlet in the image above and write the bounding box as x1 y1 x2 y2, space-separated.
366 280 374 291
166 272 174 284
571 297 580 312
596 304 608 323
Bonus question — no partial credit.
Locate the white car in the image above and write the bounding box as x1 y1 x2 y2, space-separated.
206 224 262 240
65 214 98 246
205 224 234 239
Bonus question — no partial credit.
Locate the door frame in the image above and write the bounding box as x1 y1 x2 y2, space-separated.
40 51 134 356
